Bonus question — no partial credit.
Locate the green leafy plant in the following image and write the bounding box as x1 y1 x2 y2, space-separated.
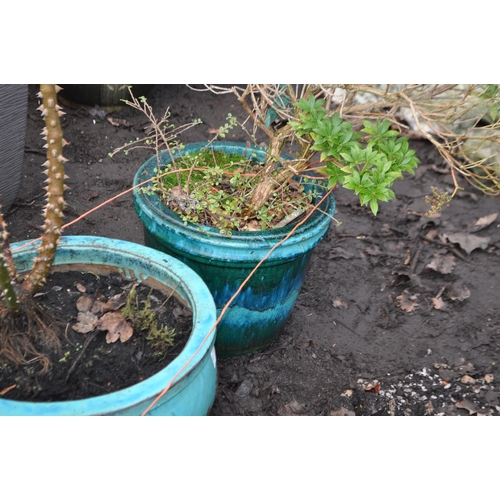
121 286 177 359
112 85 420 235
114 84 500 233
289 95 419 215
194 84 500 215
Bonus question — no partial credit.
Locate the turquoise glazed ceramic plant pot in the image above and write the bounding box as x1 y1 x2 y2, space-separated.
133 142 335 357
0 236 217 416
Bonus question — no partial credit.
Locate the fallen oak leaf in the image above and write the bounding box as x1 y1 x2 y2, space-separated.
426 253 456 274
443 232 490 255
102 293 127 313
396 292 418 312
470 213 498 233
98 311 134 343
76 295 94 313
455 399 481 415
445 283 471 302
72 311 99 333
432 296 451 312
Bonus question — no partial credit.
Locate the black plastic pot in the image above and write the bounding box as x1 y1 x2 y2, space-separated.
0 84 28 213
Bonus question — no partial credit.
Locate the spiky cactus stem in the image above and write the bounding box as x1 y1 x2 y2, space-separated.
22 84 67 294
0 210 20 315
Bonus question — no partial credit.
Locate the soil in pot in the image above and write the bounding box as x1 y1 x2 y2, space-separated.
0 270 192 403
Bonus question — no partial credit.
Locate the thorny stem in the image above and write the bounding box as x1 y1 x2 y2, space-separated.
22 84 67 294
0 210 19 315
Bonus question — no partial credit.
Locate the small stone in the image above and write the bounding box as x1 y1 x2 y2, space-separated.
484 373 494 384
235 380 253 398
460 375 476 384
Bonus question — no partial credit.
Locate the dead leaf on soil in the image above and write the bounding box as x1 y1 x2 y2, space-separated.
424 227 439 241
77 294 119 315
426 253 456 274
278 400 307 416
86 191 99 202
445 283 471 302
76 295 94 313
98 311 134 343
396 292 418 312
76 283 87 293
72 311 99 333
470 213 498 233
443 232 491 255
455 399 484 415
330 407 355 416
432 297 451 312
102 293 127 312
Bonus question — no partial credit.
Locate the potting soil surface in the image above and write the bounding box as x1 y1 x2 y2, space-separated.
4 84 500 415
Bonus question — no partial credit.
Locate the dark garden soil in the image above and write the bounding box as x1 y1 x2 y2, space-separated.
3 84 500 415
0 270 192 402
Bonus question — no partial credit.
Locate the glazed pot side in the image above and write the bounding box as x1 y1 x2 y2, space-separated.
0 236 217 416
133 142 336 357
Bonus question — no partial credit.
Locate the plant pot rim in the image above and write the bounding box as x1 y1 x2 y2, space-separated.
1 235 217 415
133 141 336 261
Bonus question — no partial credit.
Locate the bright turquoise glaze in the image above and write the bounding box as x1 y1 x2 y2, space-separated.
0 236 217 416
133 142 335 357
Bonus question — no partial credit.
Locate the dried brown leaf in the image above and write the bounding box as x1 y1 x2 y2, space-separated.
445 283 471 302
330 408 355 416
98 311 134 343
396 293 418 312
91 300 106 314
444 232 490 254
424 227 439 240
76 283 87 293
76 295 94 313
426 254 456 274
432 297 451 312
471 213 498 233
455 399 481 415
102 293 126 313
72 311 99 333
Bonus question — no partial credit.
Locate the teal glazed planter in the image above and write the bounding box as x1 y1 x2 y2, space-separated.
0 236 217 416
133 142 335 357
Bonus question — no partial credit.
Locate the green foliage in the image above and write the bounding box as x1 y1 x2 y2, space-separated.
290 96 420 215
150 149 313 235
122 287 176 359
